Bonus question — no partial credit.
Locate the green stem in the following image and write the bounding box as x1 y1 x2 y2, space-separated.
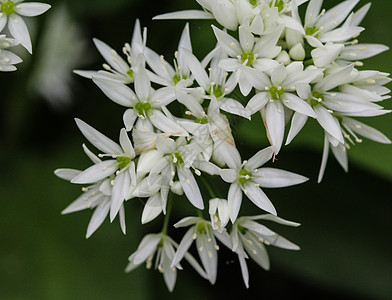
200 175 217 199
161 196 174 235
197 209 204 219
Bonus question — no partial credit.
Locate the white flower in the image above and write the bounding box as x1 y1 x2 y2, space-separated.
0 0 51 53
126 233 208 292
208 198 230 232
303 0 363 43
144 23 193 89
245 62 320 153
55 144 126 238
74 19 146 84
151 136 204 209
231 214 300 288
92 64 186 134
213 24 283 95
182 46 248 118
70 119 137 222
219 146 308 221
287 65 383 147
171 217 231 284
0 34 21 71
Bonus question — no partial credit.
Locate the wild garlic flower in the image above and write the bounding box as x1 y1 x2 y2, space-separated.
150 136 205 209
208 198 230 232
0 0 50 53
75 20 146 84
126 233 208 292
92 65 186 134
303 0 363 43
182 46 248 118
245 62 320 153
70 119 137 222
171 216 231 284
219 146 308 221
231 214 300 288
144 23 193 89
213 24 283 95
55 144 127 238
287 64 383 147
0 34 21 71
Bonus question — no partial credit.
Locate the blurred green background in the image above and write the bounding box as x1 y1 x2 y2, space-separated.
0 0 391 299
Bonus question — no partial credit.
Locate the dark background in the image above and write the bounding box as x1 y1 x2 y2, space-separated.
0 0 391 299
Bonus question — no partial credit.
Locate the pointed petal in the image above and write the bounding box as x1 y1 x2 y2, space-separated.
75 118 123 154
243 184 276 215
178 166 204 209
228 183 242 223
254 168 308 188
71 160 117 184
16 3 51 16
8 15 31 53
86 200 110 238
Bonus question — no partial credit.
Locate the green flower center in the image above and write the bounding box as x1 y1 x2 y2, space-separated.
249 0 258 7
116 156 131 169
208 84 225 98
238 224 248 235
305 26 319 37
238 169 253 185
269 86 284 100
270 0 285 12
172 151 184 166
195 117 208 124
127 69 134 80
1 1 15 15
135 102 151 116
309 91 324 106
197 222 207 234
173 74 187 85
240 52 255 66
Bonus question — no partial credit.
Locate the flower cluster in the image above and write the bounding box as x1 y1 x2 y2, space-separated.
56 0 391 291
0 0 50 71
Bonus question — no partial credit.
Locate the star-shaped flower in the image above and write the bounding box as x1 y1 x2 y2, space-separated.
0 0 51 53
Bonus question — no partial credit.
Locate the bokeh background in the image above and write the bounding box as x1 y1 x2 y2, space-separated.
0 0 391 299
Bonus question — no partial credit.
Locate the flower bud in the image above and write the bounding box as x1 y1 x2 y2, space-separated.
209 198 230 232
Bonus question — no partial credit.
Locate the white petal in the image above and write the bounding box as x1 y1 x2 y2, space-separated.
134 65 151 100
217 143 241 170
75 118 123 154
286 112 308 145
171 227 196 267
110 169 132 221
282 93 316 118
228 183 242 223
71 160 117 184
173 216 200 228
123 109 138 131
313 106 344 144
16 3 51 16
243 184 276 216
93 38 129 73
196 232 217 284
318 134 330 183
212 25 241 57
133 235 161 265
238 254 249 288
245 147 274 170
141 194 163 224
54 168 80 181
342 118 391 144
219 169 237 183
178 166 204 209
92 77 135 107
182 48 209 90
245 92 269 116
86 200 110 238
254 168 308 188
8 14 31 53
153 10 214 20
265 101 285 154
119 129 135 157
150 110 187 136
